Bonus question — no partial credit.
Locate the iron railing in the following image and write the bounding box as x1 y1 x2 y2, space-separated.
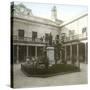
13 34 87 44
13 35 49 44
64 34 87 42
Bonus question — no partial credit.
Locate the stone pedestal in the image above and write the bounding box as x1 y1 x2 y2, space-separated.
46 47 55 66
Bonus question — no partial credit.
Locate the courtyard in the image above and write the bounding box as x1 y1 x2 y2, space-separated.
13 63 88 88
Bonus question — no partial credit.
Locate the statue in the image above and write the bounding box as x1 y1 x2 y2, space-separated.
49 33 53 46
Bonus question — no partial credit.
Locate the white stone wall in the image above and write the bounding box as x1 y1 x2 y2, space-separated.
60 15 88 37
13 14 88 40
13 18 60 40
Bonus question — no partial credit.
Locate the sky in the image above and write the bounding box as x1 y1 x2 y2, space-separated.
14 1 88 22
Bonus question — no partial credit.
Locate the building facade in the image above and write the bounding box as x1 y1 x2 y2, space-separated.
12 3 88 64
12 4 60 63
60 13 88 64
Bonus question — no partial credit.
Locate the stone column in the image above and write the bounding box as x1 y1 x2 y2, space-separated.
35 46 37 57
70 45 72 64
76 43 80 68
26 46 29 57
16 45 19 64
85 43 87 64
77 44 79 62
65 46 67 61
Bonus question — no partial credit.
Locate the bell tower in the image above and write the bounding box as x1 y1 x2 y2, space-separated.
51 6 57 21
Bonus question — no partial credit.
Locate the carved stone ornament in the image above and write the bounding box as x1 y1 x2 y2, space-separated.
14 3 33 16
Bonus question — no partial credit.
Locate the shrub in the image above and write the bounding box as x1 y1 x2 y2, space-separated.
21 63 80 76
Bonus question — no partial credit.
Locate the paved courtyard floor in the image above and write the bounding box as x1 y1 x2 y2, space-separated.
13 63 88 88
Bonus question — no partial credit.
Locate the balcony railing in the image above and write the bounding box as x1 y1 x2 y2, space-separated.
13 35 49 44
64 34 87 42
13 34 87 44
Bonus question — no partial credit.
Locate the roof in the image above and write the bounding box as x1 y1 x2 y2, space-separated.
12 3 60 27
60 12 88 27
14 15 60 27
12 3 87 28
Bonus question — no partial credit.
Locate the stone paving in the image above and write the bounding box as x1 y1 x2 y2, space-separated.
13 63 88 88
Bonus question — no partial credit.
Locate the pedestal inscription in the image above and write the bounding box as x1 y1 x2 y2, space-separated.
46 47 55 66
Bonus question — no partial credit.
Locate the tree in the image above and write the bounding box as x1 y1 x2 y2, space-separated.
54 34 65 64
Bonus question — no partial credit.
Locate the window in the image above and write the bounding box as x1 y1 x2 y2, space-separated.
82 27 87 37
45 33 49 42
18 29 24 39
32 31 37 41
69 30 74 36
61 33 66 41
61 33 65 37
82 27 87 33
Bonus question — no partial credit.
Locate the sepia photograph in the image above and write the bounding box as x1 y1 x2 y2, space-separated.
11 1 88 88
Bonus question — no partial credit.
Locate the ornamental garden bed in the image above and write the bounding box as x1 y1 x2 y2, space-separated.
21 63 80 77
